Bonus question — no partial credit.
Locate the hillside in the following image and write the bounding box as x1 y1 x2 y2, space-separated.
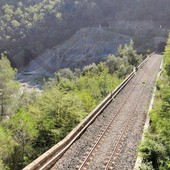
0 0 170 69
24 27 131 75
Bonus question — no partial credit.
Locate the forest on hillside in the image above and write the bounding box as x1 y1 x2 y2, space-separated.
0 0 170 68
0 42 142 170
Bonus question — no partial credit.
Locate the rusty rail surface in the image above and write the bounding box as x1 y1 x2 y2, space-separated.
23 53 153 170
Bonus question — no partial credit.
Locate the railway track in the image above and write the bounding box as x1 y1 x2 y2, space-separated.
23 53 162 170
102 69 154 170
77 55 158 170
113 59 162 170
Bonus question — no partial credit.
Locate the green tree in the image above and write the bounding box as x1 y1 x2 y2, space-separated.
117 40 142 67
31 88 85 153
0 125 16 170
106 54 122 74
7 109 38 169
0 160 6 170
0 55 19 118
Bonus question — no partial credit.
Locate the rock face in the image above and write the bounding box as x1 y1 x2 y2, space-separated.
25 27 131 76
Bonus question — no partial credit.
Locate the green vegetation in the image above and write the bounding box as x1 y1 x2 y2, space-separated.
0 55 19 117
0 0 169 67
139 38 170 170
0 43 141 169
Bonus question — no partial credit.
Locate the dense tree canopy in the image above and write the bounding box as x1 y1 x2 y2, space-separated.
0 55 19 117
0 0 170 67
0 43 142 169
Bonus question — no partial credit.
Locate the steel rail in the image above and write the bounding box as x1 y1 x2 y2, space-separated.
104 77 151 170
104 55 158 170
